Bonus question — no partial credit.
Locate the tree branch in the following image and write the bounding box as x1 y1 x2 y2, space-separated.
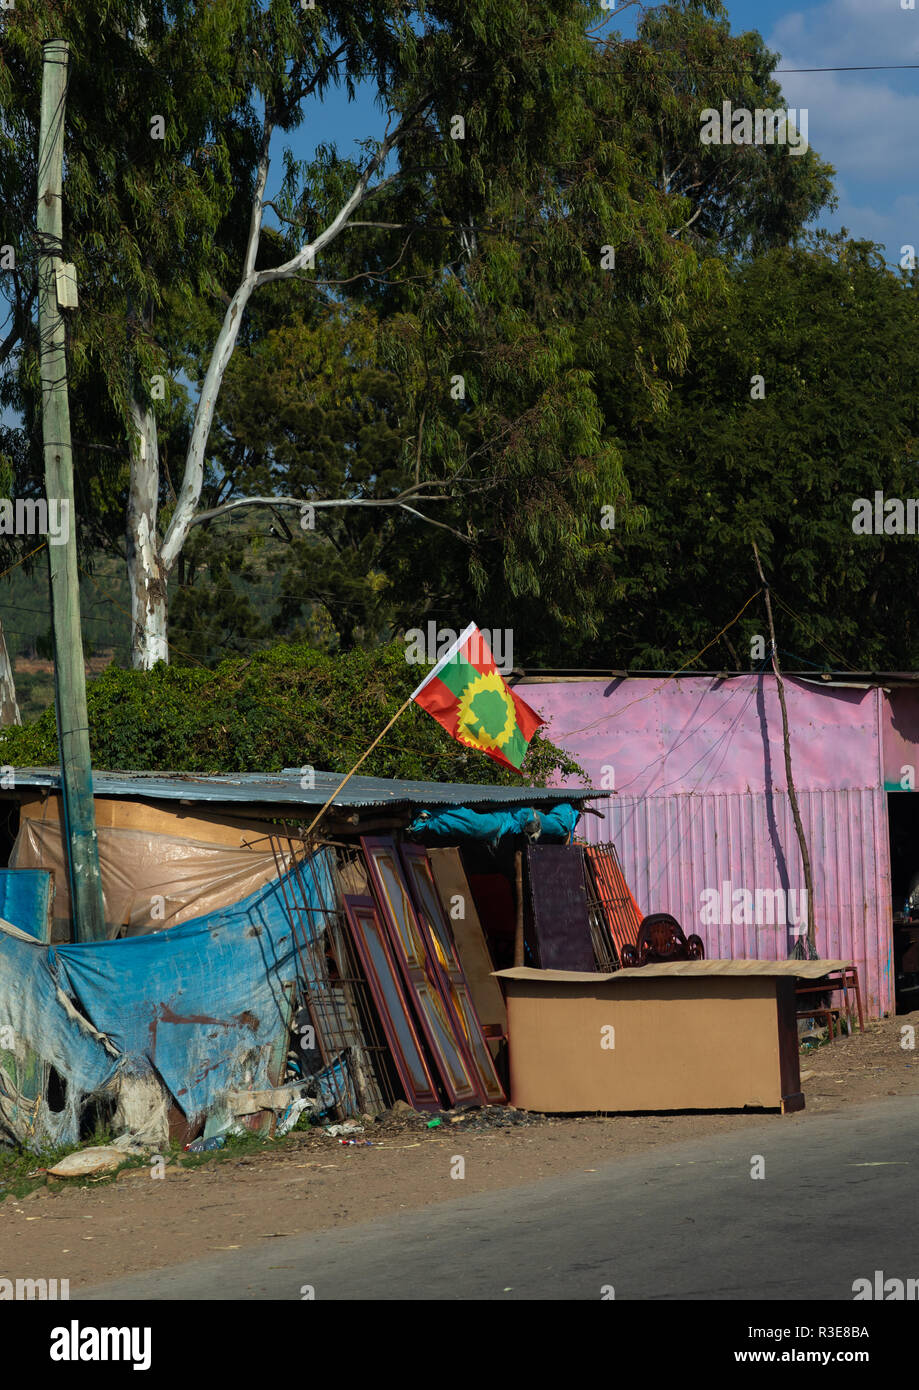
160 109 274 572
159 96 433 577
186 490 472 543
252 103 431 291
669 204 704 237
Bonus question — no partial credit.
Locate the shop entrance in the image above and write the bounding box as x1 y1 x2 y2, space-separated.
887 793 919 1012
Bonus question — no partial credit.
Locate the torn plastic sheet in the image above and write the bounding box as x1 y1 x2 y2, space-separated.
0 849 341 1151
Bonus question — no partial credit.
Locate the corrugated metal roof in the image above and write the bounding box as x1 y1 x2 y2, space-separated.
5 767 599 811
517 670 919 687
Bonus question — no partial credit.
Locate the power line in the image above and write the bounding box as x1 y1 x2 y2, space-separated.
776 64 919 73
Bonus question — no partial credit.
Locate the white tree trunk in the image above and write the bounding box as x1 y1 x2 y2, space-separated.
127 396 168 669
128 104 426 666
0 615 20 725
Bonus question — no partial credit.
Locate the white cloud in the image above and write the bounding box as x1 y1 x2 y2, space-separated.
763 2 919 185
742 0 919 257
777 70 919 181
826 185 919 259
770 0 919 68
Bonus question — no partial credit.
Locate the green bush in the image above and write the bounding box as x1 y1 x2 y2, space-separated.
0 641 586 786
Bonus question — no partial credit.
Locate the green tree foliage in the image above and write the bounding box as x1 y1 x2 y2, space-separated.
593 236 919 670
175 0 842 667
170 285 407 656
610 0 835 259
0 640 585 783
7 0 691 668
1 1 882 691
0 0 263 523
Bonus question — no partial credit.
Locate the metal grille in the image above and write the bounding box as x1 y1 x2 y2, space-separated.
268 827 393 1117
582 841 644 969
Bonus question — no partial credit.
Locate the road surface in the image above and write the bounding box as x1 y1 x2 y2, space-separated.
78 1095 919 1300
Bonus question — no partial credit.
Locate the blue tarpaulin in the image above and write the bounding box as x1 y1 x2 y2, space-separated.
0 868 53 941
0 851 339 1150
407 802 581 845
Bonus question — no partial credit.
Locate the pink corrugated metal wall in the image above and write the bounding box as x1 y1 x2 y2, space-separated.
523 675 900 1017
584 789 892 1019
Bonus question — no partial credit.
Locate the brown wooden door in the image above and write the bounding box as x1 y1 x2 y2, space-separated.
361 837 483 1106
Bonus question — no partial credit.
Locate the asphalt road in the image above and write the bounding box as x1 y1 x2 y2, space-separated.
79 1095 919 1300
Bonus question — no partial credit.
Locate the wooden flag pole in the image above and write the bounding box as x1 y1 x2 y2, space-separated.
301 624 478 839
300 622 530 841
301 693 414 839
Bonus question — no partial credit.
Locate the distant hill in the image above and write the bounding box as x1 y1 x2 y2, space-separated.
0 552 131 721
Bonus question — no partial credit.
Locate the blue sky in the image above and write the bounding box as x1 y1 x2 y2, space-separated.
724 0 919 262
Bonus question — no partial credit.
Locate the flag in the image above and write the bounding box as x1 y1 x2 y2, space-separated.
410 623 546 772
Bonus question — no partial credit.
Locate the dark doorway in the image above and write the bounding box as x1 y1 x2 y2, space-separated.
887 793 919 1012
0 799 18 868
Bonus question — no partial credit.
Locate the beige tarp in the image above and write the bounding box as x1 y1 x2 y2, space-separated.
11 818 289 937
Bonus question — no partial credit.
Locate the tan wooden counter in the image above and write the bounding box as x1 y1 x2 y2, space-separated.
494 960 852 1115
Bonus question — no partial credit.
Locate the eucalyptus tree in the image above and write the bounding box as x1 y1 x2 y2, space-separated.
4 0 656 667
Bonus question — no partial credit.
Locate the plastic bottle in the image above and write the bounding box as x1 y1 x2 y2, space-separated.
185 1135 225 1153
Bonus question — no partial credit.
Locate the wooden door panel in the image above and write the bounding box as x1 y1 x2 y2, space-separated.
400 844 505 1104
361 838 481 1106
342 895 440 1110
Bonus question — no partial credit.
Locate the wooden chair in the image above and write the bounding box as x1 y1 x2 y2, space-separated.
795 965 864 1037
626 912 706 967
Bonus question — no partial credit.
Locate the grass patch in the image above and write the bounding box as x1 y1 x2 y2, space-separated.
0 1117 324 1197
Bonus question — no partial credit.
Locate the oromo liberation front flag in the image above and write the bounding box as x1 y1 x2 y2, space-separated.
410 623 546 772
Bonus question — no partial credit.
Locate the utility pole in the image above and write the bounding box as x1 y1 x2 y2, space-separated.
37 38 106 943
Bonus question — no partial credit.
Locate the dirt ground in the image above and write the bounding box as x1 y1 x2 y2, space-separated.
2 1008 917 1292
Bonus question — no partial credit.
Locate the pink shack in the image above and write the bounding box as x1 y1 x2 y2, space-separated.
519 671 919 1019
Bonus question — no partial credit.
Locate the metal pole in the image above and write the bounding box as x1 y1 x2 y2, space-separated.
38 38 106 942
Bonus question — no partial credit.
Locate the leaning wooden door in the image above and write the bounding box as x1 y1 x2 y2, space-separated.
343 895 441 1110
361 836 482 1106
400 844 505 1103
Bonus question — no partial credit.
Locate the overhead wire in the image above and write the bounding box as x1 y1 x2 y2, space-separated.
555 586 764 740
770 589 859 672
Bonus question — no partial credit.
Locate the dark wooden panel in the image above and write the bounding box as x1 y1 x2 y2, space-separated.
525 844 595 972
776 977 805 1114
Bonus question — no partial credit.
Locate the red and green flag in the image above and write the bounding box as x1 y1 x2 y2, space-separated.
410 623 546 772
